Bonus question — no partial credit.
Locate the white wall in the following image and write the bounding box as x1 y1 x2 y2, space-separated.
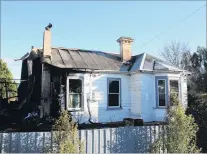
136 72 188 122
68 72 188 123
140 73 157 122
70 73 131 123
129 73 141 118
130 73 166 122
180 74 188 108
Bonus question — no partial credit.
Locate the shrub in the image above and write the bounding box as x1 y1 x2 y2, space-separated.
149 103 200 153
49 110 84 153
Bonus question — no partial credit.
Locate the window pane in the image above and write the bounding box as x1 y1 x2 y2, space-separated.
109 80 119 93
69 79 82 93
68 94 81 108
158 80 165 93
159 94 166 106
108 94 119 106
170 80 179 93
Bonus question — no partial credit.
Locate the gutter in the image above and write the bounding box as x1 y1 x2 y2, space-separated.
45 61 189 75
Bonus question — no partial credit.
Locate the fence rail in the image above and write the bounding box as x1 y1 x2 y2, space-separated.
0 125 165 153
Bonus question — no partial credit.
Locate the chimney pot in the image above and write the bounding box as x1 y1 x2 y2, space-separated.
45 23 52 30
117 36 134 61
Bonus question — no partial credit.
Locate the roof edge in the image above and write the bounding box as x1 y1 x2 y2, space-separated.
139 52 146 70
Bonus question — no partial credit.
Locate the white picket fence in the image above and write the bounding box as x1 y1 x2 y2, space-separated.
0 125 165 153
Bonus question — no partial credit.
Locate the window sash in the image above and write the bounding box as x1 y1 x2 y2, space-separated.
170 80 179 93
67 77 83 110
157 79 167 107
169 80 179 105
158 93 166 107
108 79 121 108
68 94 82 109
108 80 120 94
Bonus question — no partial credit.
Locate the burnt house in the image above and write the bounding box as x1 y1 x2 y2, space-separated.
17 24 189 123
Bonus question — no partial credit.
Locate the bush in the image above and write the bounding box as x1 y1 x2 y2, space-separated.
149 104 200 153
187 93 207 152
49 110 84 153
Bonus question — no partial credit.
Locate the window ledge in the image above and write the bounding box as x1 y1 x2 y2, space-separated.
106 107 123 110
68 108 84 112
154 107 167 109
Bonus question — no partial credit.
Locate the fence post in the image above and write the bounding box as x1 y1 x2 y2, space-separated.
26 132 29 153
51 131 53 152
162 125 165 153
9 133 12 153
16 133 20 153
99 128 104 153
42 132 45 153
34 132 37 152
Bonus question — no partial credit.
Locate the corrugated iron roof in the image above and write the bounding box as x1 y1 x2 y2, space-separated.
44 48 134 72
18 47 185 73
142 54 184 71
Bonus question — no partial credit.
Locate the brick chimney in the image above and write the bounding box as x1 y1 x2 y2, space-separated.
117 37 134 61
43 23 52 58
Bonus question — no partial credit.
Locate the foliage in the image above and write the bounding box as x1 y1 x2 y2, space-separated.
181 47 207 94
161 42 207 151
169 93 179 106
48 110 84 153
161 43 207 93
187 93 207 152
149 103 200 153
0 59 17 99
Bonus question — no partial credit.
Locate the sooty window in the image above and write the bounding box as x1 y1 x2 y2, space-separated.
67 77 83 110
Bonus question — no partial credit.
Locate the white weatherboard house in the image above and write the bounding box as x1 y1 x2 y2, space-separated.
18 24 188 123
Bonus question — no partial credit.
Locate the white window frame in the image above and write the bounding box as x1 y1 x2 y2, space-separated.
66 75 84 111
107 78 121 108
157 79 167 107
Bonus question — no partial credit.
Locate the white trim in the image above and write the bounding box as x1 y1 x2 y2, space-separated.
168 77 181 103
66 75 84 111
140 53 146 70
107 79 121 108
157 79 167 107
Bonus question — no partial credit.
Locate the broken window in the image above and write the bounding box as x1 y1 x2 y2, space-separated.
108 78 121 108
68 78 83 110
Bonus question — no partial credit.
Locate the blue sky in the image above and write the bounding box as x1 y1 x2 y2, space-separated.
1 1 206 79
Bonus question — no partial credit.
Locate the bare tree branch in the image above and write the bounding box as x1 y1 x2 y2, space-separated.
160 41 190 68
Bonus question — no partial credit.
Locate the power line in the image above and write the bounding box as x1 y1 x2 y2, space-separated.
139 3 206 49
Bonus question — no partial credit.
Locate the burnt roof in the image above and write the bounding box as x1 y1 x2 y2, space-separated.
43 48 140 72
20 47 185 73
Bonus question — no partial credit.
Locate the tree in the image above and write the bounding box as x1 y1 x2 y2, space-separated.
182 47 207 94
160 41 190 68
0 59 17 99
162 44 207 152
150 101 200 153
48 110 84 153
187 93 207 152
